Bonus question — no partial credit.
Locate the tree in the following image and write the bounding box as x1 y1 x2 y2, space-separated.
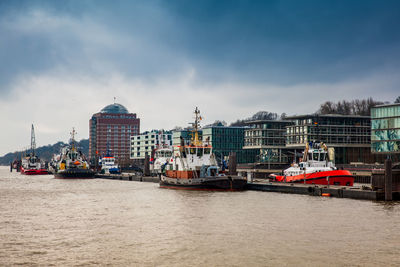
395 96 400 103
205 120 227 127
229 110 278 126
317 98 384 116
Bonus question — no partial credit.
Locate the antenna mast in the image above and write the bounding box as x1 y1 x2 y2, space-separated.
31 124 36 156
70 128 77 150
191 107 202 146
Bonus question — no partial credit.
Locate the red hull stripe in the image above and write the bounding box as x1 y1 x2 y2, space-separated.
21 169 49 175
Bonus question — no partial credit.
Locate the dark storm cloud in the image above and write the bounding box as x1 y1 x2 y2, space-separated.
1 0 400 92
160 0 400 83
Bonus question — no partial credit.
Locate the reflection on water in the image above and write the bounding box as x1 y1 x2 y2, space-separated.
1 166 399 266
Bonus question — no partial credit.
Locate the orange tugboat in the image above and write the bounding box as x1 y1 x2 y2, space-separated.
270 141 354 186
159 107 247 190
20 124 49 175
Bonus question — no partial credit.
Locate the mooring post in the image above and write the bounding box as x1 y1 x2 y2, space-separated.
228 152 237 175
327 176 330 188
10 162 12 172
144 153 150 177
385 158 392 201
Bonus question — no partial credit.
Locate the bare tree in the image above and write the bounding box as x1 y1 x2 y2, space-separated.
205 120 227 127
317 98 384 116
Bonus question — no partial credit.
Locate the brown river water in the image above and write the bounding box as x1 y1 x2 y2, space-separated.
0 166 399 266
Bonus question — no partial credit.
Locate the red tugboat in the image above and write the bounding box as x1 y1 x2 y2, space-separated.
270 141 354 186
20 124 49 175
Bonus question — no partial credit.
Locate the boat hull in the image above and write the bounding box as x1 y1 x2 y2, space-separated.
160 175 247 191
55 168 95 179
273 170 354 186
21 168 49 175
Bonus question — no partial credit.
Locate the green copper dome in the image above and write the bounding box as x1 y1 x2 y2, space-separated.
100 103 129 114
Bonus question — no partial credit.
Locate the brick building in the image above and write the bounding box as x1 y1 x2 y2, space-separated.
89 103 140 165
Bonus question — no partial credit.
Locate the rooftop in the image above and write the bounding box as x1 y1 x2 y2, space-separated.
100 103 129 114
286 114 370 119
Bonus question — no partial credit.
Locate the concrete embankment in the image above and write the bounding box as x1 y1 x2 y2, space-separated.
95 173 389 201
247 181 385 201
95 173 159 183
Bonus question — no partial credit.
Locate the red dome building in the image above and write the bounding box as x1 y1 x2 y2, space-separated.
89 103 140 165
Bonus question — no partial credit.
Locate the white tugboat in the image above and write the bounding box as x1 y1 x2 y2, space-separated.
54 128 95 179
150 131 173 175
99 149 121 174
159 107 247 190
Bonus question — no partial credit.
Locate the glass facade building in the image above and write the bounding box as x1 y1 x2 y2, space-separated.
130 130 172 159
371 103 400 154
285 114 373 164
243 120 294 164
202 126 255 164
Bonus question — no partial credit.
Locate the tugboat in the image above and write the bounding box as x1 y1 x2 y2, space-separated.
20 124 49 175
159 107 247 190
54 128 95 179
151 147 173 175
99 148 121 174
270 141 354 186
151 131 173 175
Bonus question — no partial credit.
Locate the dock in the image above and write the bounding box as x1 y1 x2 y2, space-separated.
95 173 159 183
94 173 392 201
247 180 385 201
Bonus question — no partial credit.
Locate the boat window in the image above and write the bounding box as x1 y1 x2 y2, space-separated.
320 153 326 161
166 151 172 157
313 153 319 161
204 148 211 154
308 153 312 161
190 147 195 154
197 148 203 157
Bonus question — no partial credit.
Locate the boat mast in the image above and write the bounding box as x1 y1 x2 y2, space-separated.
31 124 36 156
70 128 76 151
192 107 202 146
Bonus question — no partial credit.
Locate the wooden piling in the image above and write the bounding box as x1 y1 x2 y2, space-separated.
228 152 237 175
144 154 150 177
385 158 392 201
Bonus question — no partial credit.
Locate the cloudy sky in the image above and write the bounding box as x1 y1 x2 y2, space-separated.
1 0 399 155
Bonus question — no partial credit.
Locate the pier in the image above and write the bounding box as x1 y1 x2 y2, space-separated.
247 180 384 200
94 173 397 201
95 173 159 183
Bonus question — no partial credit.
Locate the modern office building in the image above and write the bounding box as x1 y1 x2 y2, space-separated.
172 126 252 164
202 126 255 164
243 120 294 164
285 114 373 164
130 130 172 159
371 103 400 154
89 103 140 164
172 129 203 148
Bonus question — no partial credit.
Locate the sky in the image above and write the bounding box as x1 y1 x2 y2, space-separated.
0 0 400 155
